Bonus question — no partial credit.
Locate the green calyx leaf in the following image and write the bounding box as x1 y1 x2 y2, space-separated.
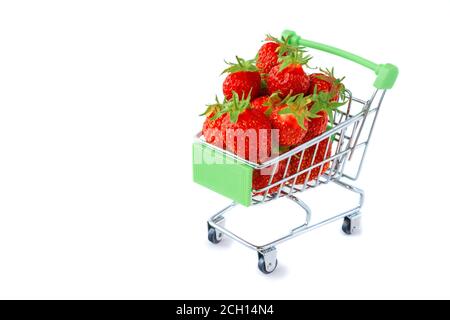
309 85 347 124
221 56 258 74
264 34 304 58
201 90 256 123
229 110 239 123
264 34 287 52
222 90 252 123
261 78 268 90
318 67 344 82
277 106 291 115
201 95 226 118
262 92 285 116
295 114 307 129
278 49 312 72
317 67 347 101
264 108 272 117
278 145 291 154
277 93 317 129
272 144 291 155
262 34 313 72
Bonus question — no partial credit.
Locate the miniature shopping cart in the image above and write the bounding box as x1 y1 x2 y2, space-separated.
193 30 398 274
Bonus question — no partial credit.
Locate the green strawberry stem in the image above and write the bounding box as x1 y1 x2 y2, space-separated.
277 93 318 129
200 96 226 117
261 34 312 72
262 92 284 116
210 91 252 123
278 49 312 72
317 67 347 101
309 86 347 124
264 34 307 58
222 56 258 74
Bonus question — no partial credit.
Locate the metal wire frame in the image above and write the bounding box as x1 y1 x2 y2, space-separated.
196 89 385 206
201 88 387 269
208 180 365 252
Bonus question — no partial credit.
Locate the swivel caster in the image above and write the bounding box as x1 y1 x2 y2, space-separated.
207 217 225 244
342 213 361 235
257 247 278 274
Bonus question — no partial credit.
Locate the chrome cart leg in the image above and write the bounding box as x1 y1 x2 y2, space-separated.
207 183 364 273
333 180 364 235
257 247 278 274
287 194 311 227
342 212 361 235
207 216 225 244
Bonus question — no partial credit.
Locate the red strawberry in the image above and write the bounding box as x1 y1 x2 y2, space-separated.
267 48 311 97
252 159 288 195
202 115 225 148
256 35 300 77
288 138 333 185
268 64 310 98
250 93 282 115
302 78 348 142
268 94 317 146
308 68 345 102
201 97 226 147
222 56 261 101
256 42 280 75
301 110 328 142
308 73 332 95
251 96 270 113
221 92 272 163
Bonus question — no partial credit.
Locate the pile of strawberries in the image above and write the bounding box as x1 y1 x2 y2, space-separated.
201 34 346 194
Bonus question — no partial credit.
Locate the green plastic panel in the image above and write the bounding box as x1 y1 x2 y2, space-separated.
192 143 253 207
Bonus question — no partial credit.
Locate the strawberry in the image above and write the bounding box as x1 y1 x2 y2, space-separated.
256 42 280 76
308 73 333 96
308 68 345 102
219 92 272 163
251 96 270 113
268 93 317 146
301 86 348 143
222 56 261 101
288 138 333 185
301 110 328 142
250 93 282 115
201 97 226 147
254 138 332 194
268 65 310 98
256 34 301 76
252 160 288 195
267 48 311 97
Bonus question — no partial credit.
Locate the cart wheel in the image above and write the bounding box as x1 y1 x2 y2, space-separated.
257 248 278 274
342 214 361 235
207 228 222 244
342 218 352 235
207 222 223 244
258 256 278 274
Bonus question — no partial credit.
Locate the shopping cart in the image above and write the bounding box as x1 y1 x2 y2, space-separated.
193 30 398 274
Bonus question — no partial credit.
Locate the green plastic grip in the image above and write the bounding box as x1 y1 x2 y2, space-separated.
282 30 398 90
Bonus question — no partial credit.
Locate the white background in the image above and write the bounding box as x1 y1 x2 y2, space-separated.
1 0 449 299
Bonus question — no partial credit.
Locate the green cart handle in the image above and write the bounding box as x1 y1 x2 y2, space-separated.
282 30 398 90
